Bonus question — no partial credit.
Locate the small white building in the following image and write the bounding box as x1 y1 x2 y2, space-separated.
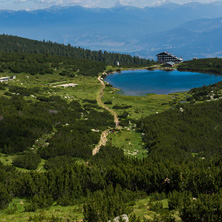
0 76 16 82
0 77 10 82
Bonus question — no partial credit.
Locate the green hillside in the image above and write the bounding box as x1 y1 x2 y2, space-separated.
0 34 154 67
0 50 222 221
178 58 222 75
0 51 106 77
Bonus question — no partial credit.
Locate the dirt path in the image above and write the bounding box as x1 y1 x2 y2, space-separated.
92 74 120 155
97 75 120 128
92 129 109 155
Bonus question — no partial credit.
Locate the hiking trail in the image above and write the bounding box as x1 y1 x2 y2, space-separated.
92 73 120 155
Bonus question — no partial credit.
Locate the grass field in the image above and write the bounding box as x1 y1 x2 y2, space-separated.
128 195 181 221
5 71 101 102
107 129 147 158
0 195 182 222
102 83 189 120
0 198 84 222
0 152 48 173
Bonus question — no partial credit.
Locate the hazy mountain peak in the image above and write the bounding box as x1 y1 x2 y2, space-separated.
149 0 175 7
183 1 203 7
157 2 181 8
114 1 123 7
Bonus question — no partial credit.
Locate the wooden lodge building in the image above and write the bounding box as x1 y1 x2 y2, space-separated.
156 52 183 64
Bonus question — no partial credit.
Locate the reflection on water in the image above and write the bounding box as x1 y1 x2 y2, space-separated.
105 69 222 96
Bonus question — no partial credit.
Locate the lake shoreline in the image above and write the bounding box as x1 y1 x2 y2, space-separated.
104 69 222 96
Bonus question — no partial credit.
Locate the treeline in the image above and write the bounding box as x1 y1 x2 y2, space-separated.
0 34 154 67
178 58 222 75
0 52 106 76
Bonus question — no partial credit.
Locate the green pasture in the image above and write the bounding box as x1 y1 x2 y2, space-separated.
0 198 84 222
0 153 47 173
107 129 147 158
4 71 100 102
128 195 181 221
0 194 182 222
102 83 189 120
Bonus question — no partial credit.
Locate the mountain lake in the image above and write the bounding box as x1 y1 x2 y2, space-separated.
105 69 222 96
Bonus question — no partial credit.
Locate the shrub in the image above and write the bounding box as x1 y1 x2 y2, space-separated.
0 184 12 209
13 153 41 170
149 201 163 212
104 100 112 104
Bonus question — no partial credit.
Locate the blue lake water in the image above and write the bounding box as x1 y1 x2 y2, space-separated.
105 69 222 96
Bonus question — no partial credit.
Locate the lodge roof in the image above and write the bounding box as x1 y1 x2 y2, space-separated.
156 51 182 61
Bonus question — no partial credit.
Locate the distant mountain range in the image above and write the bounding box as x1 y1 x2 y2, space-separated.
1 2 222 60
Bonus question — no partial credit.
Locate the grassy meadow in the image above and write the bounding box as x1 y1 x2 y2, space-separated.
102 81 189 120
0 198 84 222
0 195 182 222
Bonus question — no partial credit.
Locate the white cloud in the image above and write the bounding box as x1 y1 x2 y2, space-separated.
116 0 221 7
37 0 115 7
119 0 167 7
43 0 222 8
14 0 28 2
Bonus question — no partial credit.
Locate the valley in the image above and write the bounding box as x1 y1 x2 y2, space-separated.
0 38 222 221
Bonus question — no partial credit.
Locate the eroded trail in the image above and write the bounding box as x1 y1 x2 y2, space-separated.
92 74 120 155
97 75 120 128
92 129 109 155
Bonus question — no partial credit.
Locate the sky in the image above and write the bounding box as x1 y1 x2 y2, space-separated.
0 0 221 11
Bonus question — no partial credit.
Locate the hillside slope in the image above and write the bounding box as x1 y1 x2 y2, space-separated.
0 34 153 67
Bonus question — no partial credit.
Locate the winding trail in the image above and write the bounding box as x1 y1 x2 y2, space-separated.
92 74 120 155
92 129 109 155
97 75 120 128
